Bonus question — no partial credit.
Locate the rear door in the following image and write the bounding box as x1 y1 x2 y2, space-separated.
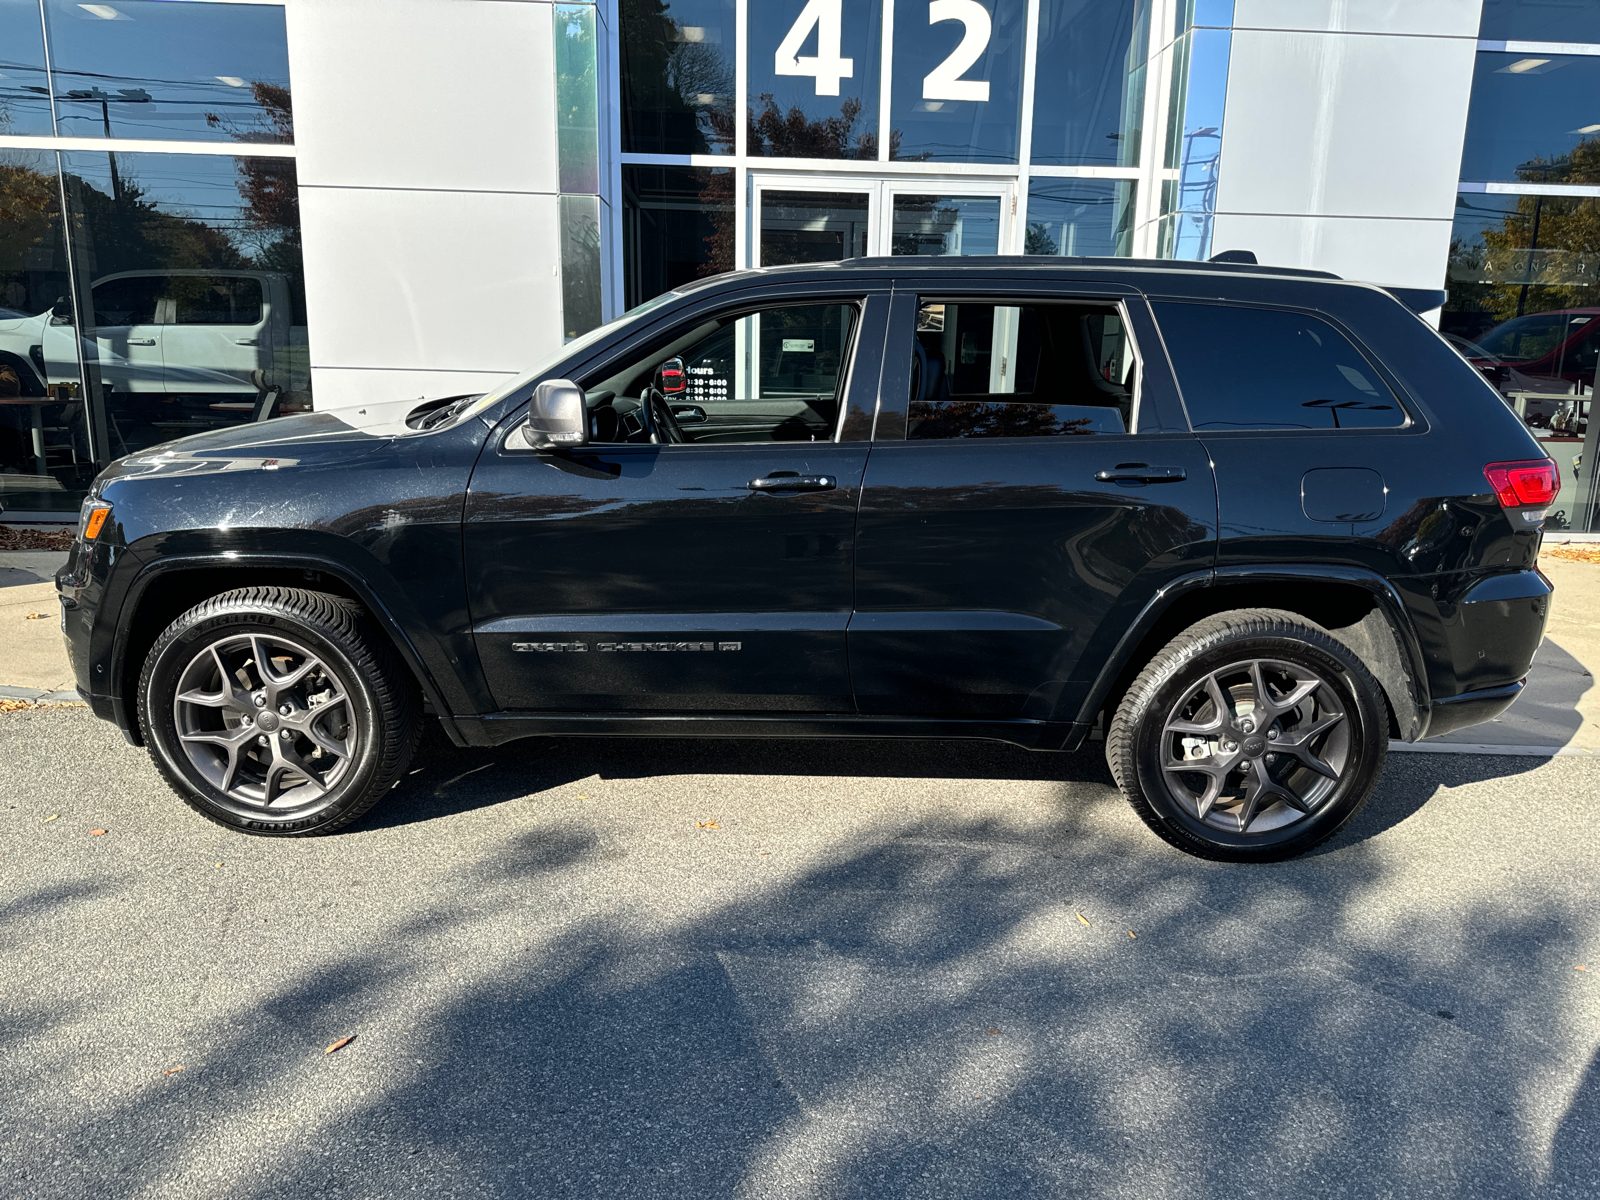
849 280 1218 724
464 287 888 714
162 274 266 394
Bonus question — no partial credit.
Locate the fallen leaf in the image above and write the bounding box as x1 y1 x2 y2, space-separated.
163 1066 184 1076
1579 965 1589 972
1075 912 1090 926
43 814 58 823
985 1028 1001 1034
89 829 106 837
324 1036 356 1055
696 819 721 830
1128 930 1137 939
215 861 222 868
577 794 588 799
24 611 47 620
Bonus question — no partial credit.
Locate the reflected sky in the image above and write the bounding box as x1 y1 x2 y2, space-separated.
0 1 52 135
1480 0 1600 44
44 0 291 143
891 0 1027 163
1462 52 1600 183
1031 0 1147 168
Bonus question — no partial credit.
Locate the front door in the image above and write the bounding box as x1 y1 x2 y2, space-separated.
464 290 888 714
849 284 1218 725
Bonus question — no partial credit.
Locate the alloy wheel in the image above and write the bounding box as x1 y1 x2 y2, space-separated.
1159 657 1351 834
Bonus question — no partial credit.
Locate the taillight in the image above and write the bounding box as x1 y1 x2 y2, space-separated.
1484 459 1559 526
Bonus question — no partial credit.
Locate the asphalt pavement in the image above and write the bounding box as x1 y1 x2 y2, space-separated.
1 707 1596 1199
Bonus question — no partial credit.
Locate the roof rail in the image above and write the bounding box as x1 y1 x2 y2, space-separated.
829 255 1343 280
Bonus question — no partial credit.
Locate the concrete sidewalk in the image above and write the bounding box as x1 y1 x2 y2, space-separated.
2 549 1597 749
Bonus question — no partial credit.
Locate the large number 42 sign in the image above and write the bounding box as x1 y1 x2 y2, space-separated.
775 0 994 102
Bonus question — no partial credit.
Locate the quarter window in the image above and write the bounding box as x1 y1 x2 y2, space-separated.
907 300 1136 438
1152 302 1404 431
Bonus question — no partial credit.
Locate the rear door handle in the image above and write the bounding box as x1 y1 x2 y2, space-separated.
749 474 836 492
128 338 157 346
1094 464 1188 484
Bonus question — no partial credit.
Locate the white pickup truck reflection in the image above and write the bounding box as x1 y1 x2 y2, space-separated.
0 268 309 399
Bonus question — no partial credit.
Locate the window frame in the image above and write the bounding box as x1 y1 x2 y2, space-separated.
497 287 887 454
1146 296 1420 437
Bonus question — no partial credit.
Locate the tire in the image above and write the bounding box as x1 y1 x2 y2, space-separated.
138 587 421 836
1107 608 1388 862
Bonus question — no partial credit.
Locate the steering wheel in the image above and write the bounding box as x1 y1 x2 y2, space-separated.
638 387 687 445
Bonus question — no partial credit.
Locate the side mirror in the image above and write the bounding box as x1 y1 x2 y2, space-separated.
50 296 74 325
655 357 688 396
518 378 588 450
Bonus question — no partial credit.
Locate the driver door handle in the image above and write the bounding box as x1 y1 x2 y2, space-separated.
749 474 836 492
1094 464 1187 484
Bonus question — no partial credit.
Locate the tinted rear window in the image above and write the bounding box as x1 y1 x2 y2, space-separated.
1153 301 1404 431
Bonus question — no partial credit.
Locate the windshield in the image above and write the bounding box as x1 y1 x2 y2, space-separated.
1476 311 1596 362
460 291 682 421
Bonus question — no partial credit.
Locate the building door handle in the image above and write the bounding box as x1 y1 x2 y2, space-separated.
749 473 837 492
1094 464 1188 484
234 337 260 345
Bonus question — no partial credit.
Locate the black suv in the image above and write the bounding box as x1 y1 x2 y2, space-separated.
56 258 1559 861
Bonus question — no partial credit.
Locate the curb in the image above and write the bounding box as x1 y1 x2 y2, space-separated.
0 685 85 704
1389 741 1598 758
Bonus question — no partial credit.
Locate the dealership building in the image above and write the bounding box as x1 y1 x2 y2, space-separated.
0 0 1596 530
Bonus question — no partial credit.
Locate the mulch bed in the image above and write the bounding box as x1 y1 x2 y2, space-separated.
0 525 74 551
1544 545 1600 564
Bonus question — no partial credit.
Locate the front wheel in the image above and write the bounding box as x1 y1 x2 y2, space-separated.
138 587 421 836
1107 609 1388 862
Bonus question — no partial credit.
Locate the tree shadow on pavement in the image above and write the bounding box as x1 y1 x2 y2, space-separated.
5 722 1596 1199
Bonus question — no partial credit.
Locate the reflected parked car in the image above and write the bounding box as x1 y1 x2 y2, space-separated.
1464 307 1600 395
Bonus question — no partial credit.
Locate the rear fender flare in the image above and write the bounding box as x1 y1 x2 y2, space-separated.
1074 564 1431 742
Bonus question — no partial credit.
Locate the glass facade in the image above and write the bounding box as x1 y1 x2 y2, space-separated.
0 1 305 516
1449 3 1600 533
618 0 1203 307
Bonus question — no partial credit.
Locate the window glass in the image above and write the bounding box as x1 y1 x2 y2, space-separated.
1026 179 1137 257
759 191 870 265
555 4 601 194
622 165 734 310
60 150 310 459
891 195 1001 256
1444 191 1596 527
0 1 54 136
44 0 293 144
91 274 163 325
1152 302 1403 431
559 194 604 342
620 0 736 155
891 0 1028 163
581 302 857 444
1461 53 1600 184
748 0 882 159
0 149 85 514
169 275 264 325
1030 0 1149 168
907 300 1135 439
1480 0 1600 42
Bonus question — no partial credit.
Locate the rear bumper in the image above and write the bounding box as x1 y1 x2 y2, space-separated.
1422 679 1524 740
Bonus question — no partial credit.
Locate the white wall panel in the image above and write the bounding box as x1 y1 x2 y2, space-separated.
299 186 563 375
286 0 558 194
1209 212 1455 290
1232 0 1483 37
309 367 518 412
1217 29 1477 221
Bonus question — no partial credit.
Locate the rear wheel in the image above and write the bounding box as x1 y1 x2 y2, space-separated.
1107 609 1387 862
138 587 420 835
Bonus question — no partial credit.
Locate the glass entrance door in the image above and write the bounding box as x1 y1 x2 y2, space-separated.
750 176 1015 267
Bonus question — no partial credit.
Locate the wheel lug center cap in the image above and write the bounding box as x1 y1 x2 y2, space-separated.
256 710 280 732
1242 734 1268 757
